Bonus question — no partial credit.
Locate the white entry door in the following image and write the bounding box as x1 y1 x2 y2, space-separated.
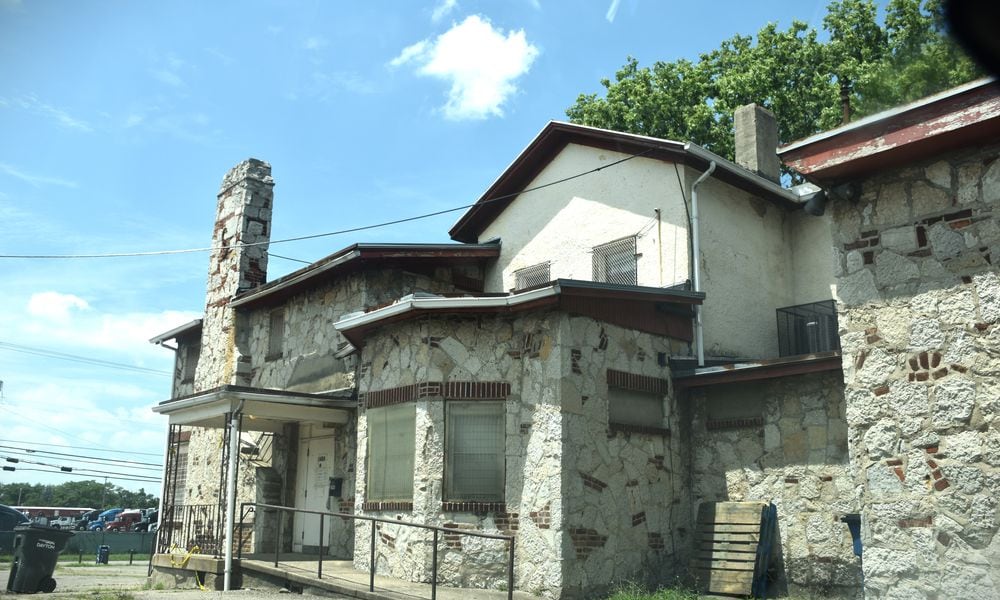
292 428 335 553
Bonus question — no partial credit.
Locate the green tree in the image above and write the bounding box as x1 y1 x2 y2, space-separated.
567 0 982 160
0 480 157 509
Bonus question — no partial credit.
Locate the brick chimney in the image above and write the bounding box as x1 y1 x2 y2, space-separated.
734 104 780 183
194 158 274 390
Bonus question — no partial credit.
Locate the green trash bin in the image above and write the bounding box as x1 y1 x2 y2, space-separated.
5 525 74 593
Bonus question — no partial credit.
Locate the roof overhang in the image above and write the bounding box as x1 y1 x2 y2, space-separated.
449 121 802 243
335 278 704 348
779 78 1000 184
673 351 842 389
230 243 501 309
149 319 203 345
152 385 356 432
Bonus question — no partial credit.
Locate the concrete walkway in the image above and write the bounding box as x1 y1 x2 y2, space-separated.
240 553 542 600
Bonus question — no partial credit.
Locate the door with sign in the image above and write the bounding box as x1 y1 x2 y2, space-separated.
292 427 335 553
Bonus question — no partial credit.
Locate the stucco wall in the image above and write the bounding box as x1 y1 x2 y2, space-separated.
690 372 860 598
831 143 1000 599
476 143 833 360
479 144 690 292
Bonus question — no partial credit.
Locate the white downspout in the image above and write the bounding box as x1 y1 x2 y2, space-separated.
223 400 244 592
691 161 716 368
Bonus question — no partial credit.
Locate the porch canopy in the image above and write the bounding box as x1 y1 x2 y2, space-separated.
152 384 356 431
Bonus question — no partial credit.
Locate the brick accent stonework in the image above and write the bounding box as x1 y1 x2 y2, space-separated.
569 528 608 559
606 369 669 395
363 380 511 408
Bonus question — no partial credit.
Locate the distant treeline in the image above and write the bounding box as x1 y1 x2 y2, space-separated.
0 480 158 510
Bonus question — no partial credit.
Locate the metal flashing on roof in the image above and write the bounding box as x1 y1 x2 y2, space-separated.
673 351 842 388
149 319 203 345
229 242 501 309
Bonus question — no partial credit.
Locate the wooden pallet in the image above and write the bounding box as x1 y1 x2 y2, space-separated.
691 501 771 597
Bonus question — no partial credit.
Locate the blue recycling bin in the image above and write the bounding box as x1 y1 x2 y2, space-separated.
5 525 74 593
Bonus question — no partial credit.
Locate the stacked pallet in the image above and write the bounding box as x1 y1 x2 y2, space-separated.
691 501 772 597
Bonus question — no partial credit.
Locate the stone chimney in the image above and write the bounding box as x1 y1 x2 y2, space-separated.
194 158 274 390
734 104 780 183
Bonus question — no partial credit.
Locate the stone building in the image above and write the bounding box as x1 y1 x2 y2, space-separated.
150 104 875 598
779 78 1000 599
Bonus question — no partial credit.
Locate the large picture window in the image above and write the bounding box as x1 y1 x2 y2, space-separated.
445 402 505 502
367 404 415 501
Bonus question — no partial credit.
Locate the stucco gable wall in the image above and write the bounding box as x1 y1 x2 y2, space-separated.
478 144 690 291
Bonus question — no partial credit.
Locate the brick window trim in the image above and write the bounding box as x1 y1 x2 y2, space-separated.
608 422 671 437
606 369 669 395
441 501 507 513
706 416 764 431
361 501 413 512
364 381 511 409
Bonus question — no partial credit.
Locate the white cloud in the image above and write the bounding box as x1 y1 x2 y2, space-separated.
0 162 79 188
303 36 328 51
0 94 92 132
152 69 184 87
390 15 539 120
605 0 622 22
431 0 458 22
26 291 90 320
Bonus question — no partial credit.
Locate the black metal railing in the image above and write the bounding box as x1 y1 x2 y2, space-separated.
156 503 225 556
238 502 515 600
776 299 840 356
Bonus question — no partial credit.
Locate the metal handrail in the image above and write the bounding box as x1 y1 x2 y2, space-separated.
238 501 515 600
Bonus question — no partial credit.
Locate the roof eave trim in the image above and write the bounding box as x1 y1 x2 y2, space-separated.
149 319 203 345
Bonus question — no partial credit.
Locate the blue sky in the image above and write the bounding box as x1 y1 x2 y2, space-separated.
0 0 846 493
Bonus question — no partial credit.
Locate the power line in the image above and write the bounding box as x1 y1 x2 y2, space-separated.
0 406 112 449
1 455 160 482
268 252 311 264
0 150 652 260
0 439 163 457
0 341 170 376
2 466 160 484
0 446 162 470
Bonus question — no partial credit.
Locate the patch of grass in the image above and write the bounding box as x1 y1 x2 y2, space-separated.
607 582 700 600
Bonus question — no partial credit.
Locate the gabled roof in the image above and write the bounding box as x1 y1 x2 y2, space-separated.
779 78 1000 183
334 278 704 348
229 242 501 309
449 121 803 243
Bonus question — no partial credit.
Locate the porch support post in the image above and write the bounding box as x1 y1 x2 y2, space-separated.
223 403 243 591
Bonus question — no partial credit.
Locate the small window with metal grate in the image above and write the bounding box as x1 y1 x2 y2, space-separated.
513 262 551 291
592 236 638 285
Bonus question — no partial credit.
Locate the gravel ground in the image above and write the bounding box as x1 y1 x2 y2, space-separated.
0 562 311 600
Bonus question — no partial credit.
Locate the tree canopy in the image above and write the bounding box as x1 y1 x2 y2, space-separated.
0 480 158 510
566 0 982 162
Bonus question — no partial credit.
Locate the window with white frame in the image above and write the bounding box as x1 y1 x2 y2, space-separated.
366 404 415 501
445 401 505 502
266 309 284 360
592 236 638 285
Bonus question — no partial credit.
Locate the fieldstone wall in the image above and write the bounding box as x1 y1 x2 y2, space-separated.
352 312 692 599
353 313 564 598
689 372 860 598
830 144 1000 598
558 316 688 597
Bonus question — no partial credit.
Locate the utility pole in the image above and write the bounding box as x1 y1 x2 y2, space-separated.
100 477 108 509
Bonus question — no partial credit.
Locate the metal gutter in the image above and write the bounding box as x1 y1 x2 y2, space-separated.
674 351 842 388
153 385 356 414
683 143 801 205
149 319 203 344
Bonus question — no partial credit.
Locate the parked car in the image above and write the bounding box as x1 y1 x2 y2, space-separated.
75 509 100 530
105 509 142 532
0 504 29 530
131 509 158 532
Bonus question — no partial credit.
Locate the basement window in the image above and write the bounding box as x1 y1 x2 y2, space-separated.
266 309 284 360
593 236 638 286
608 386 669 436
513 262 551 291
367 404 415 502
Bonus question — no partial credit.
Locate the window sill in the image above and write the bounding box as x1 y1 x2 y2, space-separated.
608 423 670 437
441 501 506 513
362 501 413 512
